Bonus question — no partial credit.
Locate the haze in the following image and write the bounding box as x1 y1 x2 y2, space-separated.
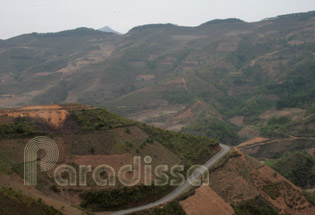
1 0 315 39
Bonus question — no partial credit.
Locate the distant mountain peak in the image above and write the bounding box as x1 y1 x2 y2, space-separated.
97 26 121 35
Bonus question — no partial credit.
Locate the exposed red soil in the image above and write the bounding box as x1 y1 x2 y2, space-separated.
174 101 202 121
238 127 260 139
238 137 270 148
67 153 155 186
0 104 91 128
180 185 234 215
253 165 315 215
209 149 315 215
229 116 244 126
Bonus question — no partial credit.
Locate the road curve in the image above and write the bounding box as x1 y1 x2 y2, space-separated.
104 143 230 215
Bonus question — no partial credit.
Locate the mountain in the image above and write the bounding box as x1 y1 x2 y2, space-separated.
98 26 122 34
0 11 315 213
0 104 314 215
0 10 314 157
0 11 314 147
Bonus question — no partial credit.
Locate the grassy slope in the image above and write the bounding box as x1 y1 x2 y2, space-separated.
266 151 315 189
0 106 218 212
0 12 315 147
0 186 62 215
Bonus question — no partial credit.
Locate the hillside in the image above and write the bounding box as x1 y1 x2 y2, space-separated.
0 104 314 215
0 104 219 214
0 186 63 215
0 11 314 148
1 10 315 215
132 149 315 215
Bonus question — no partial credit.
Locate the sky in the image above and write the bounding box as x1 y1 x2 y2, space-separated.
1 0 315 39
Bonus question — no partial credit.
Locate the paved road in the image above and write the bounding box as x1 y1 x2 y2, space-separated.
104 143 230 215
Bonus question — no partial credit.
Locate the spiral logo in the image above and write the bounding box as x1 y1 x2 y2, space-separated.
24 136 59 186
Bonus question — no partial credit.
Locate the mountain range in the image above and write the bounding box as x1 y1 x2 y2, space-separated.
0 10 314 215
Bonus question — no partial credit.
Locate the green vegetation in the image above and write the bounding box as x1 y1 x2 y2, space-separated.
306 106 315 116
184 114 240 145
229 36 268 68
162 89 194 105
88 146 95 154
268 59 315 109
1 12 315 213
267 116 291 125
71 108 135 131
125 127 131 134
0 186 62 215
268 151 315 188
264 159 277 167
260 116 291 137
69 107 217 165
0 151 12 174
36 27 105 37
80 185 170 211
227 96 273 119
138 123 218 167
263 184 281 200
302 190 315 206
232 195 278 215
32 80 68 105
0 117 45 139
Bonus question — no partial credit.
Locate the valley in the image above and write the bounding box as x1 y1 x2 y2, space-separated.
0 9 314 215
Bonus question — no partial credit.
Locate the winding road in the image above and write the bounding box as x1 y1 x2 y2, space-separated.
104 143 230 215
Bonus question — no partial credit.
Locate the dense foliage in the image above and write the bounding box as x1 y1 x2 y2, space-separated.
268 59 315 109
80 185 170 211
232 195 278 215
71 108 135 131
302 190 315 206
162 89 194 104
0 117 45 139
260 116 291 137
268 151 315 188
263 184 281 200
184 114 240 145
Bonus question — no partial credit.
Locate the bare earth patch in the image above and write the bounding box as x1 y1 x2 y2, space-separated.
255 166 315 215
229 116 244 126
260 108 306 121
238 127 260 139
71 153 155 185
180 185 234 215
0 104 91 128
0 105 68 127
238 137 270 148
209 149 315 215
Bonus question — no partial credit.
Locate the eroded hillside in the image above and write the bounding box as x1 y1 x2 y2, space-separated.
0 12 315 147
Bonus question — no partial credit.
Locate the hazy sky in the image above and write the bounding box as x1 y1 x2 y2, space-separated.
1 0 315 39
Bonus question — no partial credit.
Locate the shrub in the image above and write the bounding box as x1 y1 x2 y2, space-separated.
89 146 95 154
263 184 281 200
269 151 315 188
125 127 131 134
232 195 278 215
80 185 170 211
